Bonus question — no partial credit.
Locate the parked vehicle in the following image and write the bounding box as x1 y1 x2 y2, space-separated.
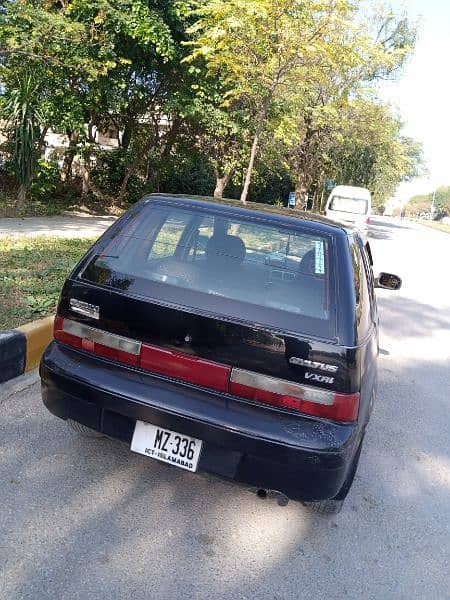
324 185 372 239
40 194 401 514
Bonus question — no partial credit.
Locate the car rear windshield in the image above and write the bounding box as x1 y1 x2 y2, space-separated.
329 195 368 215
80 201 336 337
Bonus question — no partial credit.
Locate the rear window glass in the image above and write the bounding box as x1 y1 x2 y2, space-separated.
81 202 335 337
329 196 368 215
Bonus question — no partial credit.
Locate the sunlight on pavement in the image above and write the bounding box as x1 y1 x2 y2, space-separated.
219 500 309 569
416 454 450 492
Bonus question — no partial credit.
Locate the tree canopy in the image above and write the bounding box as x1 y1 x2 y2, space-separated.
0 0 425 212
405 186 450 218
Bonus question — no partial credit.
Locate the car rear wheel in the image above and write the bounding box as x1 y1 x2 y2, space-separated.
67 419 103 438
307 498 344 514
307 434 364 515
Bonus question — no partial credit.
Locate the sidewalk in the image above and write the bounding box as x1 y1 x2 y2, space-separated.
0 214 117 238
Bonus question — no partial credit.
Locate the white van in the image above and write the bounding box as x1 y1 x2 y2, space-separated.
325 185 371 237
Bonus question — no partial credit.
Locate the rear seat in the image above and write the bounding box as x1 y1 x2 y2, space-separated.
147 239 326 318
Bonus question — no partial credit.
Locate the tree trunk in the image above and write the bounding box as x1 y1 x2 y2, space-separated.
38 126 48 157
115 166 134 206
240 123 263 205
61 131 79 182
16 183 27 211
81 155 90 196
240 96 272 205
294 172 308 209
121 121 134 150
318 186 325 213
213 170 231 199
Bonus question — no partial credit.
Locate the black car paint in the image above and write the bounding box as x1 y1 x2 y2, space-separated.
40 194 379 503
41 342 359 501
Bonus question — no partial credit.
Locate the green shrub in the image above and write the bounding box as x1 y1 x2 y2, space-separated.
30 158 59 201
90 149 145 204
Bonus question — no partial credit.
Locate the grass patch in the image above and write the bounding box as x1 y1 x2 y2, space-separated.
0 193 126 218
0 236 95 330
418 220 450 234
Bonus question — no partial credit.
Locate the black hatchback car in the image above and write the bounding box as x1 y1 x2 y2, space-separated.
40 194 401 514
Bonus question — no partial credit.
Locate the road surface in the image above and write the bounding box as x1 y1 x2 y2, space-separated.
0 218 449 599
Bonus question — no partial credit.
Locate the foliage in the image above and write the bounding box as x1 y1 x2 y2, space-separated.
89 149 144 205
0 0 425 213
406 186 450 218
324 101 425 211
29 159 60 201
432 186 450 214
159 149 216 197
1 72 44 206
184 0 361 202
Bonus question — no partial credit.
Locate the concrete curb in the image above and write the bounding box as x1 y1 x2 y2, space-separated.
0 316 53 383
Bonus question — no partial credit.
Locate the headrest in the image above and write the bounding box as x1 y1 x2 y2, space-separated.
298 249 319 276
205 234 246 264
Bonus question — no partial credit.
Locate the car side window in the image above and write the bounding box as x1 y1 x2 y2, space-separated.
351 241 371 336
358 239 376 318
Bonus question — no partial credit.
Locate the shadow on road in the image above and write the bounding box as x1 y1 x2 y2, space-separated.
368 218 414 241
370 218 413 231
1 286 449 598
378 294 450 341
1 360 449 599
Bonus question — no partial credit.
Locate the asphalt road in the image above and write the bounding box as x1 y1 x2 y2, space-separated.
1 218 449 600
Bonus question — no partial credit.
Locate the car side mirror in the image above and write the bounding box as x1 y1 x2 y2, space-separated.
375 272 402 291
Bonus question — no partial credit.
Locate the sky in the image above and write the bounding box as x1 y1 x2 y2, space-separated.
379 0 450 202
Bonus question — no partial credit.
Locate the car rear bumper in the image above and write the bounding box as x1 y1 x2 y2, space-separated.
40 342 361 502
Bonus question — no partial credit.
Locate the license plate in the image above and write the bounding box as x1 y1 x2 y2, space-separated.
131 421 202 472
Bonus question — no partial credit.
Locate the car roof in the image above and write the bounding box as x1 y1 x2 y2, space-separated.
328 185 371 200
145 193 355 236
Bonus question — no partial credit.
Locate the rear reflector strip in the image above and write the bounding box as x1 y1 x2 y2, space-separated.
54 317 229 392
230 368 334 405
54 316 358 421
54 316 140 367
140 344 231 392
230 368 359 422
60 319 141 355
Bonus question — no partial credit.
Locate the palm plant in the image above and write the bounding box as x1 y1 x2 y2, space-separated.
3 73 43 209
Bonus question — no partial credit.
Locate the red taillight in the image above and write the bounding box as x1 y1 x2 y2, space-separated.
54 317 140 366
55 316 358 422
140 344 230 392
54 317 229 390
229 369 359 422
92 341 139 367
365 216 370 225
54 315 82 349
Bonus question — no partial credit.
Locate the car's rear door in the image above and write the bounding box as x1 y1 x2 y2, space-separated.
55 197 360 422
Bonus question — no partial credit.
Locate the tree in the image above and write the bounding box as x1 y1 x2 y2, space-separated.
2 73 44 209
406 186 450 217
186 0 360 204
0 0 195 204
269 2 418 209
0 0 425 212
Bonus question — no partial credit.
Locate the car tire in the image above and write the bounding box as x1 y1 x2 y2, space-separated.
307 498 344 514
67 419 103 438
307 435 364 515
